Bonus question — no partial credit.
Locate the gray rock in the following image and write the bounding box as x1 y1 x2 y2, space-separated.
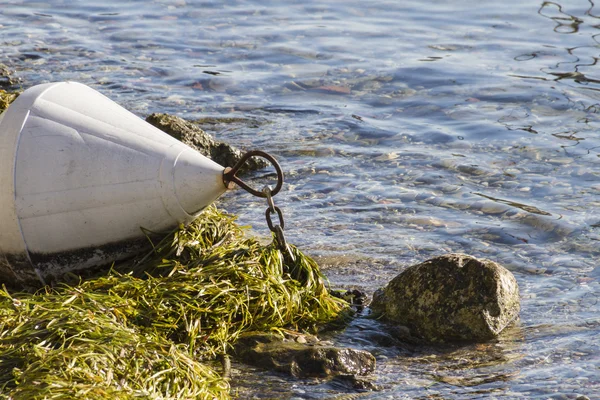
0 63 19 87
146 113 267 173
371 253 520 343
233 332 376 378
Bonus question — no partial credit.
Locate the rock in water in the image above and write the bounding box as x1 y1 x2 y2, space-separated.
0 63 19 87
371 253 520 342
233 332 376 378
146 113 267 173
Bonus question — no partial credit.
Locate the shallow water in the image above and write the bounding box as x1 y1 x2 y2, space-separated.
2 0 600 398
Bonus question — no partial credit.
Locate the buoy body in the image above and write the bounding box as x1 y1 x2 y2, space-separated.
0 82 228 286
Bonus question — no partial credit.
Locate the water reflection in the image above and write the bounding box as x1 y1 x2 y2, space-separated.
538 1 584 33
512 0 600 96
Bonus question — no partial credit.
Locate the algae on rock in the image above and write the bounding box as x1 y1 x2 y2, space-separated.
0 63 19 88
371 253 520 343
0 206 348 399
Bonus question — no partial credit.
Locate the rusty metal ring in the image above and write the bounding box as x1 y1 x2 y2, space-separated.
222 150 283 198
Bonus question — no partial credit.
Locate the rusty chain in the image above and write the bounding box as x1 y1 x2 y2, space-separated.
263 185 295 262
223 150 294 261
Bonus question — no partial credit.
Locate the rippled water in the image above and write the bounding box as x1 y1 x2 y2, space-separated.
2 0 600 398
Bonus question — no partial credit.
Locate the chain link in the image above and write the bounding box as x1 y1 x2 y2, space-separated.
263 185 295 262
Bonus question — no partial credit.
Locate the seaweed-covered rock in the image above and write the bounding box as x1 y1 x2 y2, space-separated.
371 253 520 343
0 63 20 87
146 113 267 173
233 332 376 378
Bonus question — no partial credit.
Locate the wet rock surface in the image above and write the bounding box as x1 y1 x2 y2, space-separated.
233 332 376 378
371 253 520 343
330 288 370 312
193 116 268 134
0 63 19 88
146 113 267 173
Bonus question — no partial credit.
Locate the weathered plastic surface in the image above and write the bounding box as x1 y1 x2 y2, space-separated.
0 82 228 286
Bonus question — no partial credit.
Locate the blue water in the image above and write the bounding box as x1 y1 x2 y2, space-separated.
2 0 600 398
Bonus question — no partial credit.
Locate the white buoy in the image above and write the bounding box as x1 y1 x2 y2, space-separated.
0 82 230 286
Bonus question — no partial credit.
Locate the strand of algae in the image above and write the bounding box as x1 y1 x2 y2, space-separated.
0 90 19 112
0 206 347 399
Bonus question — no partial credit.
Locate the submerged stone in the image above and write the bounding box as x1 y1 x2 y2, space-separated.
146 113 267 173
371 253 520 343
233 332 376 378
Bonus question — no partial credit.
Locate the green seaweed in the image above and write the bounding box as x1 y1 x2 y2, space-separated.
0 90 19 112
0 206 347 399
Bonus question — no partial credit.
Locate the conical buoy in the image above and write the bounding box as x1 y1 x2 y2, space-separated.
0 82 229 286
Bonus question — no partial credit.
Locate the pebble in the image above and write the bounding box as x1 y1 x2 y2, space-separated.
480 202 508 215
457 164 490 176
435 159 456 169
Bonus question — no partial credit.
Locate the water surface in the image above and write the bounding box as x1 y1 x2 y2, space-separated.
2 0 600 398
